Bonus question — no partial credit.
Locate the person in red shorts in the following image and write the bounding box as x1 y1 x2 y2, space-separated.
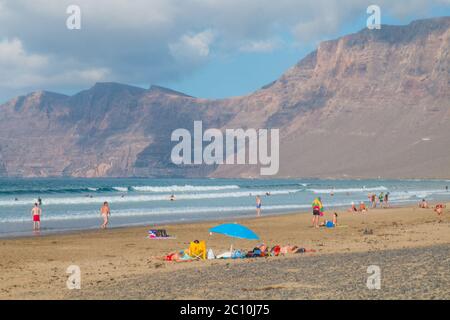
31 203 42 231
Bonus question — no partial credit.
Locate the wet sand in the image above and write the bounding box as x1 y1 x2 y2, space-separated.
0 204 449 299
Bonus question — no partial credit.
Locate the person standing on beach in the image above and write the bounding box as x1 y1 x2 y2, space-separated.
100 202 111 229
31 203 42 231
312 197 323 228
379 192 384 208
370 193 377 209
384 192 390 208
256 196 262 216
434 204 445 223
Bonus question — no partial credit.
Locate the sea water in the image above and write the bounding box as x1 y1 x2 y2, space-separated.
0 178 449 237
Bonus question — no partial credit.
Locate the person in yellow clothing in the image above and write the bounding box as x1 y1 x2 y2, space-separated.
312 197 323 228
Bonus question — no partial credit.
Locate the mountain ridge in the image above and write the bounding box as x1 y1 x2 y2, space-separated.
0 16 449 178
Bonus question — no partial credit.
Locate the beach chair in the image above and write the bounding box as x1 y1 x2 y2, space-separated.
188 240 207 260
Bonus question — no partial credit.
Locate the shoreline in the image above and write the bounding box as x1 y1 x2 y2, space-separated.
0 200 437 240
0 203 449 299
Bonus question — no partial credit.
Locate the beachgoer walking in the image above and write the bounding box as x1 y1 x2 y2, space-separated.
379 192 385 208
256 196 262 216
312 197 323 228
100 201 111 229
384 192 390 208
31 203 42 231
435 204 445 223
371 193 377 209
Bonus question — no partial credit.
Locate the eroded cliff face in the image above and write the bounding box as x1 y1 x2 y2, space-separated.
0 17 449 178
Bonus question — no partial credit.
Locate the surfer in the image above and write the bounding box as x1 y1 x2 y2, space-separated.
170 194 176 201
38 197 42 206
100 202 111 229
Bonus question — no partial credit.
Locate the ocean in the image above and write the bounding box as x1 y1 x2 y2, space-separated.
1 178 449 237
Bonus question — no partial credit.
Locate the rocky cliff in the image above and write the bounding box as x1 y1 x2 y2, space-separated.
0 17 449 178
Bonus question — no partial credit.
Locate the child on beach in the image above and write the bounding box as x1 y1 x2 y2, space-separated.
349 202 358 212
100 202 111 229
359 202 367 213
256 196 262 217
320 212 338 228
434 204 446 222
419 199 429 209
31 203 42 231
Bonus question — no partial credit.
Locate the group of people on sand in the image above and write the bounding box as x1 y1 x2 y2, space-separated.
311 197 338 228
30 201 111 231
348 201 368 213
367 192 390 209
419 199 446 222
162 241 316 262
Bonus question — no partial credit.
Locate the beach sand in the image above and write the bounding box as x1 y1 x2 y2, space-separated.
0 204 449 299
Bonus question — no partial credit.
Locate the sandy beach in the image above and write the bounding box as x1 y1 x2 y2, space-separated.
0 204 449 300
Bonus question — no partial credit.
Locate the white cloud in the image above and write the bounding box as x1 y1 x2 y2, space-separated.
169 29 215 63
0 0 447 101
239 39 282 53
0 38 48 69
0 38 110 89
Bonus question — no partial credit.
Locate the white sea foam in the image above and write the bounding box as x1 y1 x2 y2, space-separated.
0 189 300 207
308 186 388 194
131 185 240 192
112 187 129 192
0 204 310 223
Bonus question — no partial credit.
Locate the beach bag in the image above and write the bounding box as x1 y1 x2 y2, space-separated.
231 250 244 259
207 249 215 260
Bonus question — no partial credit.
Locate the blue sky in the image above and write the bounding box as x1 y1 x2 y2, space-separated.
0 0 449 102
165 5 450 99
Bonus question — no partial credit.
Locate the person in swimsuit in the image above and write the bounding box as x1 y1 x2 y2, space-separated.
31 203 42 231
359 202 367 213
348 202 358 212
419 199 429 209
370 193 377 208
435 204 445 223
384 192 390 208
312 197 323 228
256 196 262 216
100 201 111 229
378 192 384 208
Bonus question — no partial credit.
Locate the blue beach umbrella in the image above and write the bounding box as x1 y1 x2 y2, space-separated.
209 223 260 240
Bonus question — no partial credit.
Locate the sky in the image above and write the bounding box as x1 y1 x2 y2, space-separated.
0 0 449 103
